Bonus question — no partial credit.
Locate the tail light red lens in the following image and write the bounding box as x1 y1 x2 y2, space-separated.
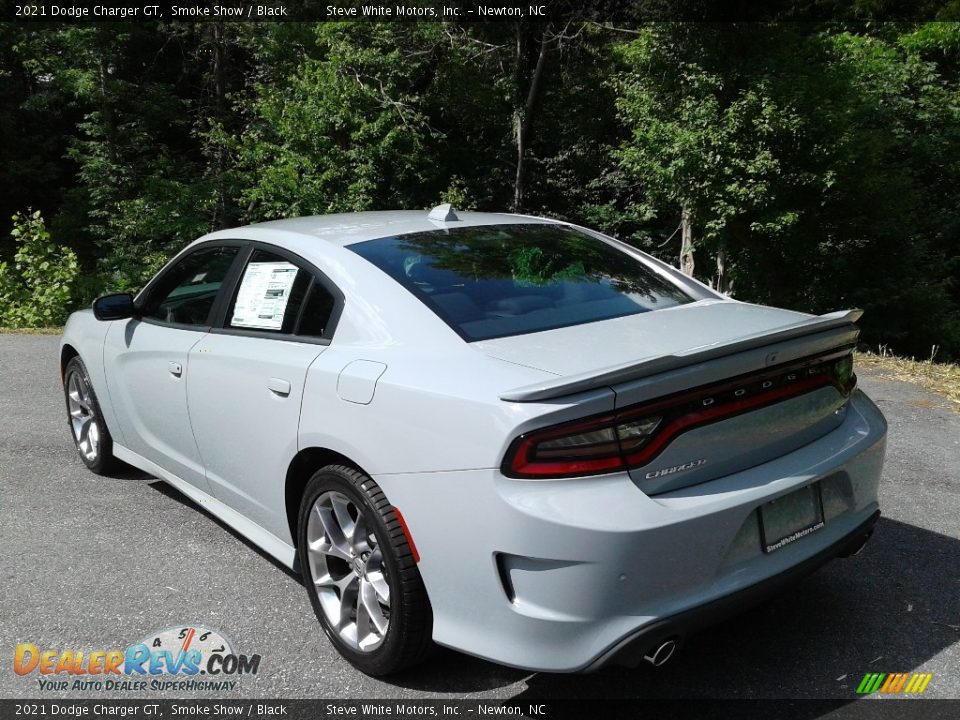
502 349 856 479
506 416 629 477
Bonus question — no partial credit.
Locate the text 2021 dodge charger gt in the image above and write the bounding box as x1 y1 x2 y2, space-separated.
60 206 886 675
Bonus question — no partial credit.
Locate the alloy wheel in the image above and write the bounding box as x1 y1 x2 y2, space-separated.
67 371 100 462
305 490 391 652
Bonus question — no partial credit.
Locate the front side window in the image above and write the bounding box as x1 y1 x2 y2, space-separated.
141 245 239 326
348 224 694 341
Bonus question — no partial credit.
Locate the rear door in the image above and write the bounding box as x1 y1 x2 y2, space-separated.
186 245 342 541
104 244 243 491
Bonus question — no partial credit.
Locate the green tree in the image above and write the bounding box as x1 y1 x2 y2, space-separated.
0 211 79 328
1 21 956 358
611 25 816 287
607 23 960 357
224 23 446 220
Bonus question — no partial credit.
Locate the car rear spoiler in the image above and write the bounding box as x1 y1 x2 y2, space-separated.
499 309 863 403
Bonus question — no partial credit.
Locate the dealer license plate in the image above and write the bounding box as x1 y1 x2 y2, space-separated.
760 483 824 553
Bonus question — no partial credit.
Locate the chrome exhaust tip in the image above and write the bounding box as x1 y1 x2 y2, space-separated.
840 529 874 558
643 639 677 667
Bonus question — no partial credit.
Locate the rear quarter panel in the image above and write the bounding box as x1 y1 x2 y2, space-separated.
298 344 616 475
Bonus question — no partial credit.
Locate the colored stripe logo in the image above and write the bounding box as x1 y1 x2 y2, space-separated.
856 672 933 694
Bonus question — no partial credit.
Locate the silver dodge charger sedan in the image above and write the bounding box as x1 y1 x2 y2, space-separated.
60 205 886 675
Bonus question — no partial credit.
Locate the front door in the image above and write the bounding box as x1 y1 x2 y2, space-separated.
103 244 242 492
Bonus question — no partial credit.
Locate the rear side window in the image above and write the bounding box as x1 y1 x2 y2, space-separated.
228 249 311 334
348 224 693 341
224 248 338 339
297 283 336 338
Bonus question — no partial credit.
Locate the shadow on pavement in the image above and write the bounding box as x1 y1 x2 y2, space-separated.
102 462 153 481
147 479 302 583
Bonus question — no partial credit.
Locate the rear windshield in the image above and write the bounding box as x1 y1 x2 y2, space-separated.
348 223 693 342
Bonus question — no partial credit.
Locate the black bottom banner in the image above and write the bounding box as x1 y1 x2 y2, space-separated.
2 699 959 720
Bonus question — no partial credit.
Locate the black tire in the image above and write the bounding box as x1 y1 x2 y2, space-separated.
297 464 433 675
63 356 118 475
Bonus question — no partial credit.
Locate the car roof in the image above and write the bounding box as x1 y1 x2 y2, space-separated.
242 210 560 247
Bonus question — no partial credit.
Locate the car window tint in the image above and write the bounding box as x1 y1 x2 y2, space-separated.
227 249 311 334
142 246 239 326
296 282 336 338
348 224 694 342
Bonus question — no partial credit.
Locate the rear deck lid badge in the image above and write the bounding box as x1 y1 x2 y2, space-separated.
645 458 707 480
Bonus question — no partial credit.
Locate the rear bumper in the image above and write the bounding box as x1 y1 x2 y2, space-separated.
374 389 887 673
588 508 880 670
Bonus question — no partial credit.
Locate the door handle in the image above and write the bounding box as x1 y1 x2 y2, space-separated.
168 361 183 377
268 377 291 397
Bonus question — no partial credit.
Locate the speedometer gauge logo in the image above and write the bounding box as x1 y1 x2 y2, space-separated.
140 625 235 672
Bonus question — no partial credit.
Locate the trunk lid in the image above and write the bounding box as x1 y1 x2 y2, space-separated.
488 300 860 493
477 300 825 380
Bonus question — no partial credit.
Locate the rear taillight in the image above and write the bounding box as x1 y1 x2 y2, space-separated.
507 415 662 478
502 349 856 479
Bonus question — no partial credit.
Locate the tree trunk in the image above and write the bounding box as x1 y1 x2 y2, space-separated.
97 50 117 165
211 23 226 116
513 109 524 211
211 22 229 228
680 206 695 277
512 27 549 212
205 22 236 229
714 248 733 295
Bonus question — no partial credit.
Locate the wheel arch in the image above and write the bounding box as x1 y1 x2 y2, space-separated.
60 343 80 382
285 447 368 549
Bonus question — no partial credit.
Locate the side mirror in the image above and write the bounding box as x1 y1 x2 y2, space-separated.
92 293 137 321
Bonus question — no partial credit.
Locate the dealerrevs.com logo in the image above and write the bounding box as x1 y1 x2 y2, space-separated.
14 625 261 692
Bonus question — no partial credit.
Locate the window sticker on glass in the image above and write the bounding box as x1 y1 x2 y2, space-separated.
231 261 300 330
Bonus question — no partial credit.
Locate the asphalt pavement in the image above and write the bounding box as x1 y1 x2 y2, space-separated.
1 333 957 700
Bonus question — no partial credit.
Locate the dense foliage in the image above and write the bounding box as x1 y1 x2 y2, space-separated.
0 211 79 327
1 21 958 357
